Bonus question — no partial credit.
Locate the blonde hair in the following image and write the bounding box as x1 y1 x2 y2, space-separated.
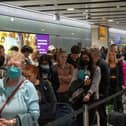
106 50 118 66
7 51 25 64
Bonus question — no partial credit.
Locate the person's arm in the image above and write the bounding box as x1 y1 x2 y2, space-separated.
0 118 16 126
49 67 60 91
118 63 124 89
83 66 101 102
44 80 57 103
39 80 57 119
99 59 110 97
70 68 78 83
88 66 101 98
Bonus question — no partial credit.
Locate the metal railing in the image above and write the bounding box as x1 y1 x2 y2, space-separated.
45 89 126 126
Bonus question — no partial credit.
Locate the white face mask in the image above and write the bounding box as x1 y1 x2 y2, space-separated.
40 64 50 79
40 64 50 69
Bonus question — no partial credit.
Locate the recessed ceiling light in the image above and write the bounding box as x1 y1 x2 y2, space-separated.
82 12 87 15
85 9 89 12
85 13 91 20
85 15 89 19
116 21 119 24
90 22 94 25
108 19 114 22
53 14 56 20
102 17 106 20
116 5 120 9
67 8 74 11
10 17 14 22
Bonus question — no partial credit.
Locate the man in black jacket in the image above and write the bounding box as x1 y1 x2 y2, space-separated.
91 49 110 126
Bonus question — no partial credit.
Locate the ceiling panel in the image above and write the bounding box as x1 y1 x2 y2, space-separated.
1 0 126 30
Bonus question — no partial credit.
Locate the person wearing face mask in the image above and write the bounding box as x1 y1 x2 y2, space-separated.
70 51 101 126
38 54 60 93
70 52 93 109
0 52 39 126
40 63 50 80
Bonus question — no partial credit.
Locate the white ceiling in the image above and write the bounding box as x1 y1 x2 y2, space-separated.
1 0 126 30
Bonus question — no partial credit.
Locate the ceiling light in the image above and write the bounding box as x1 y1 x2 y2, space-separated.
72 33 75 35
82 12 87 15
53 15 56 20
67 8 74 11
85 9 89 12
116 5 120 8
90 22 94 25
108 19 114 22
10 17 14 22
116 21 119 24
85 15 89 19
102 17 106 20
85 13 91 20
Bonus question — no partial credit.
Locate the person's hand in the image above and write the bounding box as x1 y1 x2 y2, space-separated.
84 79 91 86
0 118 10 126
0 118 16 126
83 93 91 102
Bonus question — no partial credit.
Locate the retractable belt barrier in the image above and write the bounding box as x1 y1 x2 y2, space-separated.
45 89 126 126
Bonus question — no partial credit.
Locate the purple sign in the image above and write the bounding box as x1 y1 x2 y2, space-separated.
36 34 49 54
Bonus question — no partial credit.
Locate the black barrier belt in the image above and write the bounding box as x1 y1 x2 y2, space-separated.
88 89 126 110
45 89 126 126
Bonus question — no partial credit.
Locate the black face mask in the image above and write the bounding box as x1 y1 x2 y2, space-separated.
80 60 89 66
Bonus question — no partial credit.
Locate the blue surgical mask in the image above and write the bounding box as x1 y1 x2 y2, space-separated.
7 66 21 79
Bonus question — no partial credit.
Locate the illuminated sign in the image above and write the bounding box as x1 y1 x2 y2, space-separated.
99 25 108 41
36 34 49 54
